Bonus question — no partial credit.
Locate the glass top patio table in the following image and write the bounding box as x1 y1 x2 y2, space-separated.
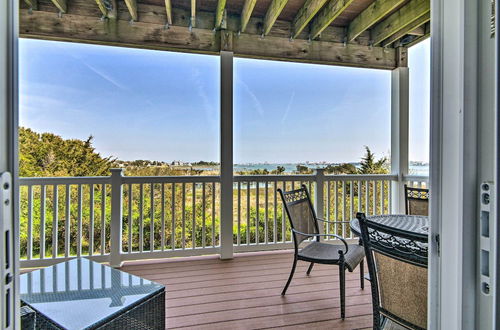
20 258 165 329
350 214 429 237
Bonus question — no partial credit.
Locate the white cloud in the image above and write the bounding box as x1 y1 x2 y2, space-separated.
236 77 264 116
281 91 295 124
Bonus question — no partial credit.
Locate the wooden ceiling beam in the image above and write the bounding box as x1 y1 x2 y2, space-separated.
95 0 108 17
309 0 355 40
124 0 138 21
24 0 37 10
215 0 226 29
165 0 173 25
191 0 196 28
240 0 257 33
381 11 429 47
372 0 430 46
291 0 329 39
20 8 397 69
50 0 67 13
347 0 405 42
263 0 288 35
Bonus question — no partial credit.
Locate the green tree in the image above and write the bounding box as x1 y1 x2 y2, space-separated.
19 127 115 177
295 164 313 174
358 146 388 174
325 163 357 174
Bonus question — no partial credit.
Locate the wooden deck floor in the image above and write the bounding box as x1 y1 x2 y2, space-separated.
121 250 373 329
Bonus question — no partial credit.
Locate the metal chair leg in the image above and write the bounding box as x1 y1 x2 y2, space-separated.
282 256 298 295
360 259 364 290
306 262 314 275
339 262 346 319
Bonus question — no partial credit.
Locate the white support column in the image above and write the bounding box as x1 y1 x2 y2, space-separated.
109 168 124 267
390 67 409 214
219 51 234 260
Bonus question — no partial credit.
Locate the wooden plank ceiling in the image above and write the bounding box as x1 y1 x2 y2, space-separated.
19 0 430 69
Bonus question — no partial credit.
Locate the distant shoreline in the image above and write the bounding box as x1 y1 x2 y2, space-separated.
116 160 430 176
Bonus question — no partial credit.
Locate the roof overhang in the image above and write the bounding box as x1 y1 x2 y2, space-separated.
19 0 430 69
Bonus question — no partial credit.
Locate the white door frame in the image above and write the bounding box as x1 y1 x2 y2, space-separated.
1 0 19 328
430 0 497 328
429 0 475 327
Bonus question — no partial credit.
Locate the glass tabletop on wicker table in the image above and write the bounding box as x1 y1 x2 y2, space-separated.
20 258 165 330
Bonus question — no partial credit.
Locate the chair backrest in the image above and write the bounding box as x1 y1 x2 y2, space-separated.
278 185 319 246
405 185 429 216
357 213 428 330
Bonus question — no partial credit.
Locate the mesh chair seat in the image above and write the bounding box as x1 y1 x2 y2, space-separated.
299 242 365 272
278 185 365 320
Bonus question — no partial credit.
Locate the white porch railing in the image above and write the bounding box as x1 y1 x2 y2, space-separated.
19 170 427 268
404 175 429 189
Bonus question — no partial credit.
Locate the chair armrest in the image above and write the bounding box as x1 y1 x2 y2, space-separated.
291 229 349 253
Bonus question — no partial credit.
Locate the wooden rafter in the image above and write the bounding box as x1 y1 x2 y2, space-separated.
24 0 37 10
405 33 429 48
95 0 108 17
50 0 67 13
408 25 425 36
263 0 288 36
310 0 355 40
124 0 138 21
372 0 430 46
291 0 328 39
381 11 430 47
191 0 196 28
165 0 173 25
347 0 405 42
404 23 430 47
215 0 227 29
240 0 257 33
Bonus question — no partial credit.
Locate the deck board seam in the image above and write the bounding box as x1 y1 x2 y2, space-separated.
167 304 373 329
256 310 371 330
166 280 366 301
167 293 371 318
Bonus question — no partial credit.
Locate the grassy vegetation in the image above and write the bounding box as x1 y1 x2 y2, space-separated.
19 127 390 259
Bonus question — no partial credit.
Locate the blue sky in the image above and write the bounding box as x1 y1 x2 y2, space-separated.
19 38 430 164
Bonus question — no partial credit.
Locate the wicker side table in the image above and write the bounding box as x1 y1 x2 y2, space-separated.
20 258 165 330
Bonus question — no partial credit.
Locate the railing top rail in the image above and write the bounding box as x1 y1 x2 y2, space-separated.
121 175 220 184
19 176 111 185
233 174 315 182
403 175 429 182
324 174 398 181
19 173 404 186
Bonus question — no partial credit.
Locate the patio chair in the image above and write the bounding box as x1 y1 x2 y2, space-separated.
278 185 365 319
404 185 429 216
356 212 428 330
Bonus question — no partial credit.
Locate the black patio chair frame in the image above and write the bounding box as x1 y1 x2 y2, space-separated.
278 185 365 319
404 185 429 216
356 212 428 330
